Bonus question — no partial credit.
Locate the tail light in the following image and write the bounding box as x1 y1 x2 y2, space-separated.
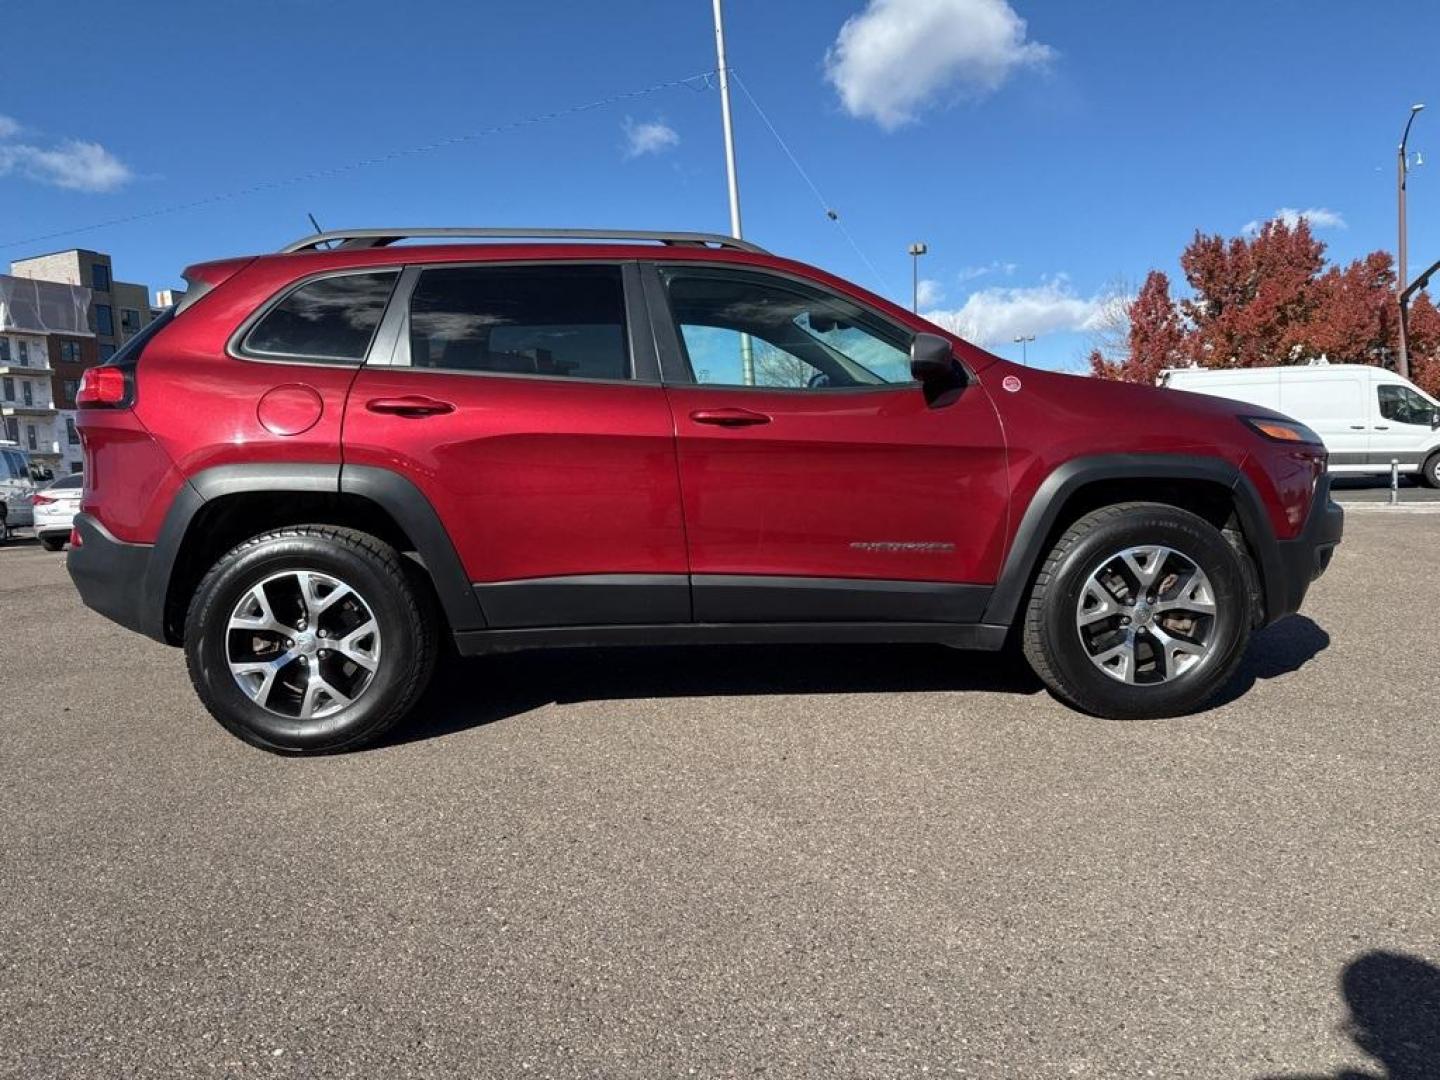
32 493 57 507
76 366 132 408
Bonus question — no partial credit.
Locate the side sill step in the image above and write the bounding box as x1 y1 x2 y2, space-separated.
453 622 1010 657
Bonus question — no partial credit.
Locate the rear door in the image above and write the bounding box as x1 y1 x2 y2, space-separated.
342 261 689 628
645 263 1008 624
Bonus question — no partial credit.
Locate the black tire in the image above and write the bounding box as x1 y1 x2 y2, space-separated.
1021 502 1252 720
1422 451 1440 489
184 525 437 754
39 534 65 552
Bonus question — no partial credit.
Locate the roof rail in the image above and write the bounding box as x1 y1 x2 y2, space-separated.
279 227 767 255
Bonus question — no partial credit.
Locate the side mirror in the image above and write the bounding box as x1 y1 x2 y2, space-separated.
910 332 964 404
1432 408 1440 430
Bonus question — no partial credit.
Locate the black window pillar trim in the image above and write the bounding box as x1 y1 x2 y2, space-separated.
638 261 694 384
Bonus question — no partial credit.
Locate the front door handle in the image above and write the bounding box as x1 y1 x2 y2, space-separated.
1375 425 1390 431
1350 425 1366 430
689 407 771 428
366 395 455 418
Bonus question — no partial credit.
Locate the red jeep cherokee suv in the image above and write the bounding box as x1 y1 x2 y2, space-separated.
68 227 1342 753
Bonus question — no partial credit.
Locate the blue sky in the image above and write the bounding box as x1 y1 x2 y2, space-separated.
2 0 1436 371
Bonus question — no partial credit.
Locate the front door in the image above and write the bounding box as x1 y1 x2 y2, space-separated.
1370 379 1440 468
646 264 1008 624
343 262 689 628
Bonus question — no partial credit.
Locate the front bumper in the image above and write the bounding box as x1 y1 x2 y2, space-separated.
66 513 166 642
1264 474 1343 624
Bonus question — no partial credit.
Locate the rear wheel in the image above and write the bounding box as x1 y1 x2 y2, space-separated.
39 534 65 552
1022 502 1252 719
184 525 437 754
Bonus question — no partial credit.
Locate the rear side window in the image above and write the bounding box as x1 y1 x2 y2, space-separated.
407 265 630 380
243 272 398 363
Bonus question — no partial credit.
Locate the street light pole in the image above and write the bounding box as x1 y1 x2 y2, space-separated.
712 0 743 241
1398 102 1424 381
1013 334 1035 365
908 242 927 313
711 0 753 384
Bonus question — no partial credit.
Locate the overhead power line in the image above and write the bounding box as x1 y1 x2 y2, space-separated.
729 69 893 296
1 71 719 251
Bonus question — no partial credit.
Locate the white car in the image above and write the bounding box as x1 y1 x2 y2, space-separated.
33 473 83 551
1158 364 1440 486
1 442 38 536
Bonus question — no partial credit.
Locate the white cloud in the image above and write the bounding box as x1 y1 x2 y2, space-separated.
0 117 132 192
916 278 944 307
1242 206 1346 236
956 259 1017 282
825 0 1054 130
622 117 680 159
923 276 1105 345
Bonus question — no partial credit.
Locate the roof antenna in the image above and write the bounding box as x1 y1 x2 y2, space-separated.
307 212 333 249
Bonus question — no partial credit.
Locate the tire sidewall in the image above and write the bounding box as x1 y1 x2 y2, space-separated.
186 533 421 753
1040 511 1249 717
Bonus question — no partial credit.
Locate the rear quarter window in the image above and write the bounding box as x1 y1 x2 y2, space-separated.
241 271 398 363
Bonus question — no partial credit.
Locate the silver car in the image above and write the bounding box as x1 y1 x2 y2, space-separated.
1 444 38 535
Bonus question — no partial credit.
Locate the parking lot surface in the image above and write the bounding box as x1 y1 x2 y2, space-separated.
2 513 1438 1079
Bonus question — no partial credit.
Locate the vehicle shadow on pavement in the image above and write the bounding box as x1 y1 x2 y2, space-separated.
1260 950 1440 1080
1211 614 1331 708
388 642 1046 746
387 615 1329 746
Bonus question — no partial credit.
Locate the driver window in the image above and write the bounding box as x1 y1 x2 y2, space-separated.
1377 384 1435 425
662 269 912 389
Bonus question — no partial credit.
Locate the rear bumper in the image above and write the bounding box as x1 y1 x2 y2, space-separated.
34 508 77 536
1264 474 1343 625
66 513 167 642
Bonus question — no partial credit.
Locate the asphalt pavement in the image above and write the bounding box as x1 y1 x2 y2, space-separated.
2 513 1437 1079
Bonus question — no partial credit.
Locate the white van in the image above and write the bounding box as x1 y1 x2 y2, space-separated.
1 440 38 533
1157 364 1440 487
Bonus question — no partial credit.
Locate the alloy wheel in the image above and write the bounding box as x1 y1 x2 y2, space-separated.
1075 545 1218 685
226 570 381 720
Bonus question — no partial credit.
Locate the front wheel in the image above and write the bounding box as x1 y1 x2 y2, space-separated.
1022 503 1252 720
184 525 437 754
1422 451 1440 489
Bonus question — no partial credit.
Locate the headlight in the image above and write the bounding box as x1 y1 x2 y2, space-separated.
1240 416 1323 445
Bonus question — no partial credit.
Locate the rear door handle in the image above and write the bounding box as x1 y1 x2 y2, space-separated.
1374 425 1390 431
365 395 455 418
689 407 771 427
1350 425 1366 430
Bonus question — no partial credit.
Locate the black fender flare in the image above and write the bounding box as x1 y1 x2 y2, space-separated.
151 463 484 642
339 465 485 630
981 454 1283 627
